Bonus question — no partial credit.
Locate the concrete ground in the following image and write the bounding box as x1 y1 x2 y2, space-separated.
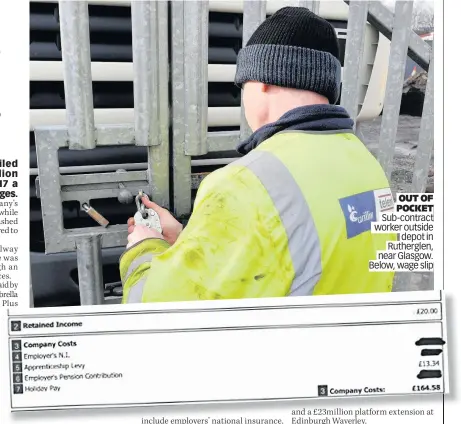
359 115 434 292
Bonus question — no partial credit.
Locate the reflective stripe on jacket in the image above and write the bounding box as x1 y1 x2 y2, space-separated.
120 130 396 303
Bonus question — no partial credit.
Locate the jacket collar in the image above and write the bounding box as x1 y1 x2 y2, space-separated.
237 104 354 155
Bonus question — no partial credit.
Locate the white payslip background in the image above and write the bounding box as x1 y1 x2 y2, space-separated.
0 0 458 423
4 292 447 410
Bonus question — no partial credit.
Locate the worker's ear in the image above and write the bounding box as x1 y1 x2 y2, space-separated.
261 83 270 93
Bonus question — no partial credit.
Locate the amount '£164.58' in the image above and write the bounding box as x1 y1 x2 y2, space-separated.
412 385 441 392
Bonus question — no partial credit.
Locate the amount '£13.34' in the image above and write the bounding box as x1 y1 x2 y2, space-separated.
418 360 440 367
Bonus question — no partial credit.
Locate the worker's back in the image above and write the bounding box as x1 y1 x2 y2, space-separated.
227 129 396 295
120 128 396 303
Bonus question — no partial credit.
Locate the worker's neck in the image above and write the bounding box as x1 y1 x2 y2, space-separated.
262 90 330 128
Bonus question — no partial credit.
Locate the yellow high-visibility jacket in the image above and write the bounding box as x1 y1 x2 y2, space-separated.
120 131 396 303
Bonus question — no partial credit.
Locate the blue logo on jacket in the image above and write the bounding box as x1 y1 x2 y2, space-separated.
339 191 376 238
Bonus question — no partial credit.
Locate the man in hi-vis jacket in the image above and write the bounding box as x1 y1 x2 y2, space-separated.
120 7 396 303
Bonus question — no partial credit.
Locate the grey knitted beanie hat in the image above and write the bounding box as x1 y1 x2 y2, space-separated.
235 7 342 104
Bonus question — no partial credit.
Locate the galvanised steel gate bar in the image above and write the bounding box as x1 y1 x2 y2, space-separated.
30 270 34 308
34 0 169 305
172 0 265 218
340 0 369 125
171 0 208 217
132 0 169 205
60 0 102 305
76 236 104 305
171 0 190 218
58 1 95 150
377 0 414 181
403 54 434 290
240 1 266 141
411 56 434 194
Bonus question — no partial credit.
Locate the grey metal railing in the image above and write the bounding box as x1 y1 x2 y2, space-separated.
32 0 434 306
342 0 433 189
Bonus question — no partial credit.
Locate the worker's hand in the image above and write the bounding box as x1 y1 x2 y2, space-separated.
126 224 164 249
127 196 183 245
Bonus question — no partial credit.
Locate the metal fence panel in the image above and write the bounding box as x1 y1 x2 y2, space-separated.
378 0 414 181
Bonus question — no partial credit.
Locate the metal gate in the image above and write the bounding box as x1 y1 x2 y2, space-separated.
33 0 434 306
34 1 169 305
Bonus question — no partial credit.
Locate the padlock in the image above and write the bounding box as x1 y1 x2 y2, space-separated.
134 192 162 234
